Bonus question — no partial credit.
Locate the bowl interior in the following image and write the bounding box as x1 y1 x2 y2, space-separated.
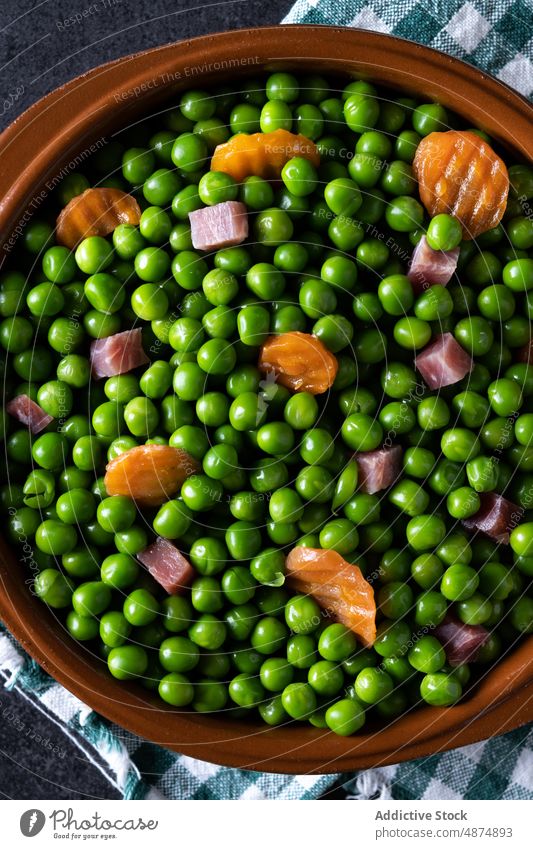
0 26 532 773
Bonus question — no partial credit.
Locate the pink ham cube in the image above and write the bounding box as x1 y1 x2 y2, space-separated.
462 492 523 544
435 615 489 666
6 394 53 434
355 445 402 495
408 235 459 294
90 328 149 379
138 537 196 595
415 332 473 390
189 201 248 252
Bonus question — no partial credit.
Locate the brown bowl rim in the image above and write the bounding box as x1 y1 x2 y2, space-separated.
0 25 532 775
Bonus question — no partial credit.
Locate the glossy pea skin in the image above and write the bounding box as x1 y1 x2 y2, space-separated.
122 588 159 627
97 496 136 533
158 673 194 707
441 429 480 463
420 673 462 706
260 657 294 692
318 623 357 662
229 673 265 708
284 594 321 635
101 552 139 590
35 520 77 555
407 515 446 552
408 636 446 674
388 480 429 517
440 563 479 601
108 646 148 681
281 682 317 720
341 414 383 452
34 569 74 608
355 667 393 704
72 581 112 618
100 611 132 648
487 378 523 417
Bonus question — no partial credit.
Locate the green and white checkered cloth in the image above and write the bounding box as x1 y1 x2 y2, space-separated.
283 0 533 97
2 0 533 801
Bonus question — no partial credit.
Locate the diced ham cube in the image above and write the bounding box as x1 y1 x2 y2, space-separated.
138 537 196 595
90 328 149 379
415 332 473 390
355 445 402 495
435 614 489 666
6 394 53 434
517 339 533 364
407 235 459 294
462 491 523 544
189 201 248 251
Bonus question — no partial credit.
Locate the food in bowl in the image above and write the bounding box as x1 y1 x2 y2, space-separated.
1 70 532 738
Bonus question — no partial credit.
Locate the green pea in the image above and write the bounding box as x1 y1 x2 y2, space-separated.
509 597 533 634
257 421 294 455
313 314 353 352
35 520 77 555
487 378 523 416
56 488 96 524
414 591 448 627
34 569 74 608
341 413 383 452
260 100 292 132
100 611 132 648
189 614 227 650
318 623 357 662
411 553 444 590
466 455 498 492
406 514 446 551
108 646 148 680
158 673 194 706
225 521 262 560
355 666 393 704
67 611 99 642
72 581 112 617
394 316 431 350
299 278 336 319
455 316 494 356
441 428 480 462
420 673 461 706
281 681 317 720
23 470 55 509
503 258 533 291
510 523 533 557
388 480 429 517
101 552 139 589
440 563 479 601
97 496 136 533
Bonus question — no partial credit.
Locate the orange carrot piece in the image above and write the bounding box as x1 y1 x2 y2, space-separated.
413 130 509 240
211 129 320 182
105 444 198 507
286 547 376 648
258 332 338 395
56 187 141 249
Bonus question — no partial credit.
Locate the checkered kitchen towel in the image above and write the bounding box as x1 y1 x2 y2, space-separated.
2 0 533 801
283 0 533 97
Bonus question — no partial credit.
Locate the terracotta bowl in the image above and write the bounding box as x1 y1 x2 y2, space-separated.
0 26 532 774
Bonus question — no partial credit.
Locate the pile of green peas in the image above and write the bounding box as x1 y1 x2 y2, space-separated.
1 71 532 737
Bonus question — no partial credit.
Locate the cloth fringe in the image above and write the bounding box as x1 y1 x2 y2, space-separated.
345 768 395 800
0 632 26 688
